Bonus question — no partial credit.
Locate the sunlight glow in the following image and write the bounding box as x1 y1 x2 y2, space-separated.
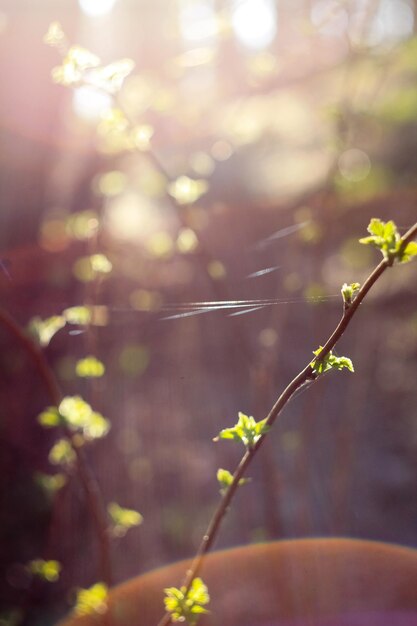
104 193 163 242
105 194 146 241
368 0 414 44
179 0 218 43
78 0 118 17
350 0 414 46
73 85 112 121
310 0 348 38
231 0 277 50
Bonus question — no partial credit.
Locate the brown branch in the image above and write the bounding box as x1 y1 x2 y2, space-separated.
157 220 417 626
0 307 113 587
0 308 62 406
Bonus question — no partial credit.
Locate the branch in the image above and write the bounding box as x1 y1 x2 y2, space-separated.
157 220 417 626
0 307 113 586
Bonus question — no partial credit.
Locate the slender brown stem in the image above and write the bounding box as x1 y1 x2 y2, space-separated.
0 308 61 406
157 221 417 626
73 445 113 586
0 307 112 586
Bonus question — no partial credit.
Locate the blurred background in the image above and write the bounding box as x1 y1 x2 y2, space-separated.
0 0 416 624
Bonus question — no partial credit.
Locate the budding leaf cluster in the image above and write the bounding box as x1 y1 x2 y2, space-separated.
75 583 108 616
359 218 417 263
164 577 210 626
341 282 360 306
76 356 105 378
27 559 61 582
107 502 143 537
38 396 110 441
43 21 65 47
214 412 270 449
311 347 354 375
44 22 134 93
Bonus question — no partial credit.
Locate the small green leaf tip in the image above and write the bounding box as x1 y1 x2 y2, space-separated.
214 412 270 449
359 218 417 264
27 559 61 582
341 282 360 306
311 347 354 375
75 583 108 616
217 468 249 494
107 502 143 537
164 577 210 625
217 468 234 489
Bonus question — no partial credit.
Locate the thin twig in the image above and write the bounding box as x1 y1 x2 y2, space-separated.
157 221 417 626
0 307 112 586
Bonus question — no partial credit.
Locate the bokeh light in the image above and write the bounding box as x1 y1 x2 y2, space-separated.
179 0 219 43
372 0 414 44
73 85 112 121
231 0 277 50
338 148 371 182
2 2 417 622
350 0 414 46
310 0 348 38
78 0 118 17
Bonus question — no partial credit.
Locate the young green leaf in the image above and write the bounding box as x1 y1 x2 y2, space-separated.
216 468 234 489
62 306 92 325
75 356 105 378
216 468 250 495
27 559 61 582
28 315 66 347
37 406 61 428
43 22 65 47
87 59 135 94
35 472 67 495
58 396 110 440
311 347 354 375
48 438 76 467
164 577 209 625
75 583 108 616
59 396 92 429
358 218 417 264
397 240 417 264
52 45 101 86
90 253 113 274
341 282 360 306
214 412 270 449
84 411 110 440
107 502 143 537
359 218 399 259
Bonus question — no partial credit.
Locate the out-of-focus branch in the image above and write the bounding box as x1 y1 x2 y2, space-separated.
0 307 112 587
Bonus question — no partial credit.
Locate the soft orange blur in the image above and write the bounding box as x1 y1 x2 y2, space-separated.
59 539 417 626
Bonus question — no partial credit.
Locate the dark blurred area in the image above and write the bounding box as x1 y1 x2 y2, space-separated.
0 0 416 624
